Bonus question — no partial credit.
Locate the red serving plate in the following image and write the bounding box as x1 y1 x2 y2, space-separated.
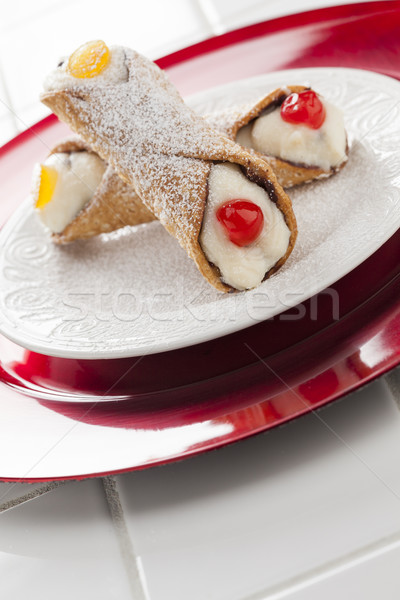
0 1 399 481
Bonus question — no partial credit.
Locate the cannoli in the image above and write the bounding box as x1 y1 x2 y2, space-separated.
40 41 297 292
207 86 348 188
35 84 346 243
33 137 155 242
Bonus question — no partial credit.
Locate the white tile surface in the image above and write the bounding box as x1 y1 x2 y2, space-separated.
203 0 381 32
0 478 116 557
0 552 131 600
385 366 400 408
116 380 400 600
0 0 67 32
279 534 400 600
7 102 49 137
0 115 18 147
0 71 12 119
0 62 18 145
0 478 132 599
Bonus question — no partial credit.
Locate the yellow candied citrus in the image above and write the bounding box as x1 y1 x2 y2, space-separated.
67 40 110 79
35 165 58 210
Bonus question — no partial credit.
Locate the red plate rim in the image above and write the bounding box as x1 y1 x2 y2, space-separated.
0 1 399 481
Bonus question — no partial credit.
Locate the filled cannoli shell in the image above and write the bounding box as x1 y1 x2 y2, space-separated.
48 137 155 244
44 84 346 246
41 47 297 292
206 85 348 188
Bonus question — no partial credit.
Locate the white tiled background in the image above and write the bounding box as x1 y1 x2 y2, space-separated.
0 0 374 147
1 374 400 599
1 1 399 598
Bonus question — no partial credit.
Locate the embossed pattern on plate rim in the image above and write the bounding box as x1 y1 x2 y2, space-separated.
0 67 399 359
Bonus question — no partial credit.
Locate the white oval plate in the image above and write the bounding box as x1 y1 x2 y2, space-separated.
0 67 399 359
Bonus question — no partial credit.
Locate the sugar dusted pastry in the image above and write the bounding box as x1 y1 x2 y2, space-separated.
40 41 297 292
35 84 346 245
33 137 155 242
208 86 348 188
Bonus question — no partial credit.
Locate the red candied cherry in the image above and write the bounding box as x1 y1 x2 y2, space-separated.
216 199 264 247
281 90 326 129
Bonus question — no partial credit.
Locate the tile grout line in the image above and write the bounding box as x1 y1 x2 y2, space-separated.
0 57 19 134
0 481 66 513
239 528 400 600
383 366 400 409
246 344 400 504
195 0 227 35
102 476 149 600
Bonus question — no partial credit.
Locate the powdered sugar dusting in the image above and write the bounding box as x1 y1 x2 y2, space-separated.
41 47 286 265
0 68 398 358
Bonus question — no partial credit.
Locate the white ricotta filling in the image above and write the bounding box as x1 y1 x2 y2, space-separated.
43 46 128 91
236 99 346 171
200 163 290 291
34 151 106 233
